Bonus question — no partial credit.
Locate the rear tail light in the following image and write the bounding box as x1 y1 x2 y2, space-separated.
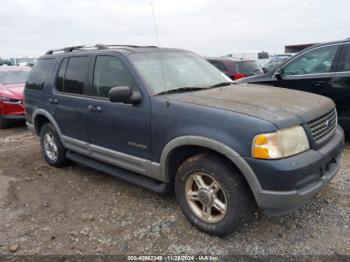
233 73 247 80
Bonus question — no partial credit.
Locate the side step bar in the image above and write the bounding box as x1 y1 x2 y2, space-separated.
66 151 171 195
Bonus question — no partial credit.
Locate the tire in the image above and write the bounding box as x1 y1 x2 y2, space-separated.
40 123 67 167
0 115 9 129
175 152 255 236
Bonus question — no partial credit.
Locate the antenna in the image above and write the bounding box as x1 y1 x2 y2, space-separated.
151 2 160 46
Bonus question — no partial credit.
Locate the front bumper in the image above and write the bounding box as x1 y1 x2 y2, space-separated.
247 126 344 215
0 101 25 119
2 114 25 120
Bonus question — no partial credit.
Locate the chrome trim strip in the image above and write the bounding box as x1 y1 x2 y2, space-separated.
61 135 164 182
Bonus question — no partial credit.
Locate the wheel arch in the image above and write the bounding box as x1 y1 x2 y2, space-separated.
160 136 262 198
32 109 62 138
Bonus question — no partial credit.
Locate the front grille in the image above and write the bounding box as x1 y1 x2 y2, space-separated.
307 109 337 143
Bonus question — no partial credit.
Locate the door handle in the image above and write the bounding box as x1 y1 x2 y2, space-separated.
87 105 102 113
48 98 58 105
95 106 102 113
312 81 327 87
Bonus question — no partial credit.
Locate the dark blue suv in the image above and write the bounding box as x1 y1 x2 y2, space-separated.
24 45 344 236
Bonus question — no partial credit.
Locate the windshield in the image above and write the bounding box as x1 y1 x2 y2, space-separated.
0 70 30 85
237 61 262 74
129 51 232 95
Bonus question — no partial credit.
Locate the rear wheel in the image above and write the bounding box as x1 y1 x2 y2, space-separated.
40 123 67 167
0 116 9 129
175 153 255 236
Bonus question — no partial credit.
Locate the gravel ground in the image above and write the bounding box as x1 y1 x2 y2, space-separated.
0 124 349 256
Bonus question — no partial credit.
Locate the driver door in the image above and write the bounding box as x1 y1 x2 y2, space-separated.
276 44 341 96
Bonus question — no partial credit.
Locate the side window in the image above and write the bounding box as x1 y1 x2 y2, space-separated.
209 61 227 71
92 56 133 98
63 56 89 95
283 45 338 76
25 59 54 90
56 58 68 92
339 44 350 72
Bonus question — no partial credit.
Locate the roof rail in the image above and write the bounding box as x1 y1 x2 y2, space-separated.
45 44 158 55
45 45 85 55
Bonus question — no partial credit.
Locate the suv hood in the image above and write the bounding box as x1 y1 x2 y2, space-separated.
0 83 25 100
167 84 334 129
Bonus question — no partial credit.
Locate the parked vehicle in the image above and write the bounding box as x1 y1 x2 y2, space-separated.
207 58 263 80
25 45 344 236
0 66 31 128
262 54 292 73
236 39 350 131
226 51 270 67
10 57 35 67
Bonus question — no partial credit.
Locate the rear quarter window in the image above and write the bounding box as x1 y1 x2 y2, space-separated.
25 59 55 90
237 61 262 74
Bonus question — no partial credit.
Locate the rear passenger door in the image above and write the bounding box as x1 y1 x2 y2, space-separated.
51 55 92 144
85 54 152 161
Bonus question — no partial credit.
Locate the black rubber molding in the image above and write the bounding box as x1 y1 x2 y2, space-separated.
66 151 171 195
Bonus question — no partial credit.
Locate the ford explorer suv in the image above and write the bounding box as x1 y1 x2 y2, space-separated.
24 45 344 236
236 39 350 131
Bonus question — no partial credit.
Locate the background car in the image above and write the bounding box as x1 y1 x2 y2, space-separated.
262 54 293 72
0 66 31 128
9 57 35 67
236 39 350 131
207 58 263 80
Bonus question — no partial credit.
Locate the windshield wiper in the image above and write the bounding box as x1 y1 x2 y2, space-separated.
157 87 206 95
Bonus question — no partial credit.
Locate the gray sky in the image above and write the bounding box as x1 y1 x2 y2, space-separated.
1 0 349 58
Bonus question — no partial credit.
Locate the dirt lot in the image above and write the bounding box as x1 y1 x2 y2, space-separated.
0 125 349 256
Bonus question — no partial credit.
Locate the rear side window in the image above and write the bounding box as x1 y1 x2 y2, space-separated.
237 61 262 74
209 60 227 72
26 59 54 90
63 56 89 94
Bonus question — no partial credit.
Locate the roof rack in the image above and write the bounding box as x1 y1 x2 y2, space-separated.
45 44 158 55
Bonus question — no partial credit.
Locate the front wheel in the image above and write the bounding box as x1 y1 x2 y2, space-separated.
40 123 67 167
175 153 255 236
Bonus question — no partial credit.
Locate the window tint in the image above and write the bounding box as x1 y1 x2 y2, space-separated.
237 61 262 74
25 59 54 90
209 60 227 72
340 44 350 72
63 56 89 94
92 56 133 98
56 58 68 92
283 45 338 76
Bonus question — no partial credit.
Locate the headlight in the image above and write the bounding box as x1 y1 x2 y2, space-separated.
0 97 21 104
252 126 309 159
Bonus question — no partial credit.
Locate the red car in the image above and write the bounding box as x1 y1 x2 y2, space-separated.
207 58 263 80
0 66 31 128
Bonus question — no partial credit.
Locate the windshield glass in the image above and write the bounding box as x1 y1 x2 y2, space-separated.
129 52 232 95
0 70 30 85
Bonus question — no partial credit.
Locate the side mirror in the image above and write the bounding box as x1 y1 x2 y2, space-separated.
109 86 142 105
274 68 284 80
